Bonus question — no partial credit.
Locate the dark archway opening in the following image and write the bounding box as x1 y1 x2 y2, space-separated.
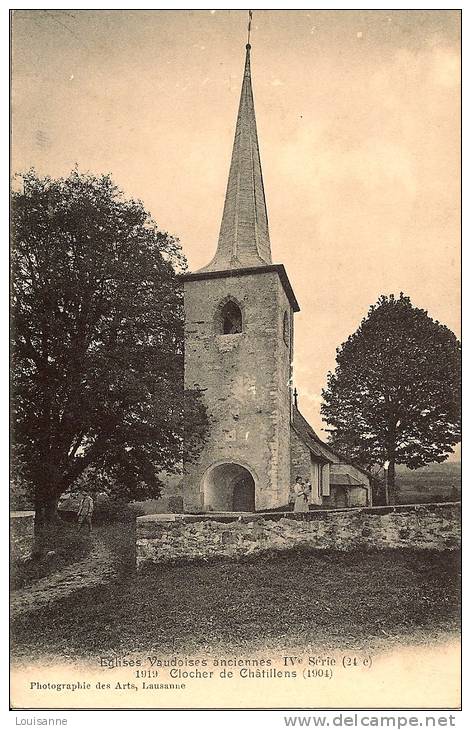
203 462 255 512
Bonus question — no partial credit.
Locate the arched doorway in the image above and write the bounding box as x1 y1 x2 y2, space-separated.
203 462 256 512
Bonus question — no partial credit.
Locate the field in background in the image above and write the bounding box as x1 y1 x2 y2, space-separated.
396 462 461 504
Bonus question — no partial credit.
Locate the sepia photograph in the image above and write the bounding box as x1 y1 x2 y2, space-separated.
10 8 461 710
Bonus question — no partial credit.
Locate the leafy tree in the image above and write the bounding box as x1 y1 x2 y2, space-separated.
11 170 208 526
321 294 461 503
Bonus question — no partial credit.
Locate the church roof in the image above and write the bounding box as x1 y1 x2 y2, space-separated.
292 408 335 463
198 43 272 272
291 407 374 484
330 472 367 488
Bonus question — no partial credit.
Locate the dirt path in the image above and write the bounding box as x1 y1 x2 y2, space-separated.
10 536 118 620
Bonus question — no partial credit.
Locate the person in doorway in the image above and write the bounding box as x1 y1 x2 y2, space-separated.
77 491 94 533
293 476 310 513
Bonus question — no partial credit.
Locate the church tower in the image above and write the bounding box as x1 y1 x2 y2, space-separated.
182 40 299 512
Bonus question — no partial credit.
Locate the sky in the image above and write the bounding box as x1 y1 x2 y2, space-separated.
11 9 461 442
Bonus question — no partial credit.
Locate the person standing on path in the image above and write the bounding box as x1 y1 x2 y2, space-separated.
77 492 94 533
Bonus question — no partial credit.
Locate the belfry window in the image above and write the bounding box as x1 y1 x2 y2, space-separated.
220 301 242 334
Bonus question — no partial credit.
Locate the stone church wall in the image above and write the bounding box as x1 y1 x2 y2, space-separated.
290 427 312 489
136 502 460 568
183 270 292 512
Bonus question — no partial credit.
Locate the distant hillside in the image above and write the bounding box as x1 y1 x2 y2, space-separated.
396 461 461 504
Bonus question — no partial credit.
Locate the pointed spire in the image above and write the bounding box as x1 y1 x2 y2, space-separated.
199 38 272 272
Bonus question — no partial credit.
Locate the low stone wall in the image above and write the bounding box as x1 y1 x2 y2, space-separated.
10 511 35 561
136 502 460 568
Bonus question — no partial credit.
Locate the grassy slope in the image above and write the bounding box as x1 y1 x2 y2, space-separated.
11 538 460 661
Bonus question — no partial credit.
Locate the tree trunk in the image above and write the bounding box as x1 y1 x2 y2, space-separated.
385 416 397 506
44 496 60 523
32 492 60 557
387 458 396 505
34 493 60 524
380 477 388 507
